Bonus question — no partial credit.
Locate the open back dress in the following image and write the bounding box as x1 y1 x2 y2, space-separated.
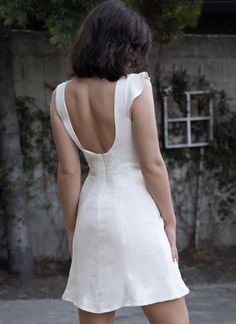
55 71 190 314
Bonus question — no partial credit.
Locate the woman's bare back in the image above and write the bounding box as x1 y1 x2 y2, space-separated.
64 77 117 155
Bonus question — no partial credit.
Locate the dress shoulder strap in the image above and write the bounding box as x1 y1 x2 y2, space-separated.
125 71 151 119
55 81 82 149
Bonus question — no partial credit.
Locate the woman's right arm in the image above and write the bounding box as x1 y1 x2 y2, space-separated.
131 77 178 262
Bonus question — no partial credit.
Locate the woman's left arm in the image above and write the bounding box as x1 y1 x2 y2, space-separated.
50 90 81 257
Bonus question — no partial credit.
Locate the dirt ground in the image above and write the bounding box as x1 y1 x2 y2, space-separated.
0 245 235 299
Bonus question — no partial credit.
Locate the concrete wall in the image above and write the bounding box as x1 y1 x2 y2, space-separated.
1 31 71 260
149 35 236 249
0 31 235 260
158 34 236 109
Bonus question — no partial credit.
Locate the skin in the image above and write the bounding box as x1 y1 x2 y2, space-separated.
50 76 189 324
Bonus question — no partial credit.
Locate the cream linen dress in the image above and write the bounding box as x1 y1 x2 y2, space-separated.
55 71 190 314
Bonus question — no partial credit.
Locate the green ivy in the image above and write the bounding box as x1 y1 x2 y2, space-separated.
0 165 13 194
15 95 58 204
171 69 189 114
16 96 38 173
15 95 89 194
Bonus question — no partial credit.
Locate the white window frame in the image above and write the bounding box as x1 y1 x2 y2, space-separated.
163 89 214 149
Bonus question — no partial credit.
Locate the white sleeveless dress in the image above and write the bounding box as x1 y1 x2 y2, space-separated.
55 71 190 314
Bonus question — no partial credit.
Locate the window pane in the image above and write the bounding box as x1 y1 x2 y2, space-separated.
168 122 187 145
167 94 187 118
191 120 210 143
191 94 210 117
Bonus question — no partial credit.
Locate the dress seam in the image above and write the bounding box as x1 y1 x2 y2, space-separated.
117 176 133 301
96 155 107 308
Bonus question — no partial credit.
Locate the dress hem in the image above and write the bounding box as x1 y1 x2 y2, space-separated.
61 287 190 314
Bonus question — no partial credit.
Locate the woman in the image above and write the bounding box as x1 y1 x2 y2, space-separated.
50 0 190 323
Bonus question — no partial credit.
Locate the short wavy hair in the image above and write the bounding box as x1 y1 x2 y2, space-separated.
70 0 153 81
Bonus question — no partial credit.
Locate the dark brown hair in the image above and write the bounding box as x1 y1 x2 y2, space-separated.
70 0 153 81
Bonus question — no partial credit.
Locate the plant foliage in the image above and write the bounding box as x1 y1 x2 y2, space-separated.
0 0 203 45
